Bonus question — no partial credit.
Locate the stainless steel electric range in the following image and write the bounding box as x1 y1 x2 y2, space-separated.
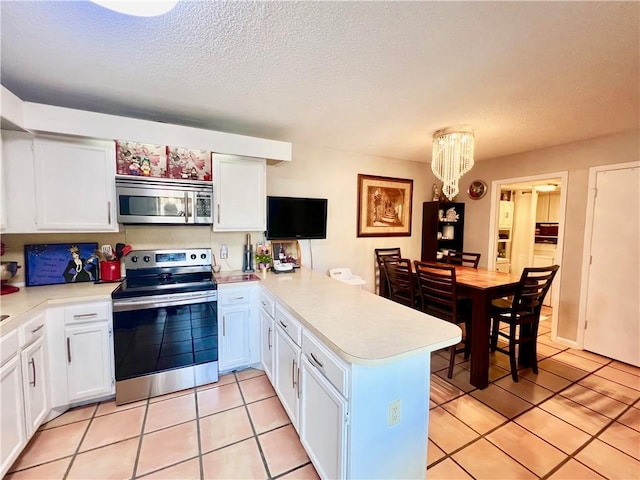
111 248 218 405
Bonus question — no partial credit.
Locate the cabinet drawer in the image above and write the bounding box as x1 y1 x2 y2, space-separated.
0 329 19 367
259 291 275 319
219 288 251 306
275 305 302 346
19 313 46 348
65 302 109 324
302 330 349 398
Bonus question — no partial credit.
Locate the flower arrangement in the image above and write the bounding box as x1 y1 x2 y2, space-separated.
255 243 272 269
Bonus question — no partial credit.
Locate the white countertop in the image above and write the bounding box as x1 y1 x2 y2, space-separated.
261 267 461 365
1 268 461 366
0 282 119 334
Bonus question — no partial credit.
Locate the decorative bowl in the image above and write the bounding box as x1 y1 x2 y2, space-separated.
0 261 20 282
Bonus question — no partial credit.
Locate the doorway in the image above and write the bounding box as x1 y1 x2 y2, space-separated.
488 172 568 343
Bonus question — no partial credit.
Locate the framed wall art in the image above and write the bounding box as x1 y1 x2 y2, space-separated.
467 180 488 200
357 174 413 237
24 243 100 286
116 141 167 178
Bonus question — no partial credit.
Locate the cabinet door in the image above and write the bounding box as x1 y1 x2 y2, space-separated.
0 356 26 477
21 337 48 436
213 154 266 231
1 130 37 233
219 306 251 371
33 136 117 231
499 201 514 229
65 322 113 401
299 356 347 480
274 325 300 430
260 309 274 382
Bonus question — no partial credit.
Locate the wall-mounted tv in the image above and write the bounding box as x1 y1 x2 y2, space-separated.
266 196 328 240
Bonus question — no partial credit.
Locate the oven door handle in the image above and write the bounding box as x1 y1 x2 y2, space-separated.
113 291 217 312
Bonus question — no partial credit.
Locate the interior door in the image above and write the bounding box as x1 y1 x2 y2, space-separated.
583 164 640 366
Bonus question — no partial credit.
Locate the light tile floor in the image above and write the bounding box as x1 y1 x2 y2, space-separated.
6 311 640 479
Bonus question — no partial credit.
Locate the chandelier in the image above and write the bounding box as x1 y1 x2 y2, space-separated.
431 127 475 201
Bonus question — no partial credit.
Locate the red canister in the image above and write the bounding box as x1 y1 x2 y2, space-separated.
100 261 121 282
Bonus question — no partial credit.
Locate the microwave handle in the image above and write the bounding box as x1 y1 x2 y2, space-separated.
185 192 190 223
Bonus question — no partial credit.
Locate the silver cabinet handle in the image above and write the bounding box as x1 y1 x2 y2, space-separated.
31 324 44 334
268 327 272 350
292 359 297 390
296 363 300 398
217 204 220 223
232 296 245 301
222 316 226 336
67 337 71 363
310 352 324 368
29 358 36 387
73 313 98 319
279 320 288 329
107 201 111 224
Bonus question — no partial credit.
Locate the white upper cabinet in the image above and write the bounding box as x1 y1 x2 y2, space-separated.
213 154 266 232
2 131 118 233
33 136 117 231
498 201 514 229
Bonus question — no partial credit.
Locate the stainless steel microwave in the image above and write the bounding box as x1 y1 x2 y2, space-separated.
115 176 213 225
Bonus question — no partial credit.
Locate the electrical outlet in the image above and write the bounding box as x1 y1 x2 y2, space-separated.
220 245 228 259
388 400 401 426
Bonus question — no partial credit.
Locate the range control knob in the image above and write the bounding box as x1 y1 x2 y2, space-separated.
201 253 207 259
190 254 197 260
131 256 139 263
143 256 151 263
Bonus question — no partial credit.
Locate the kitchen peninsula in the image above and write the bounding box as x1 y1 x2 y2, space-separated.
259 267 461 478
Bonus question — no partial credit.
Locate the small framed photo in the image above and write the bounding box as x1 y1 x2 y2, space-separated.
167 146 212 181
357 174 413 237
467 180 488 200
116 141 167 178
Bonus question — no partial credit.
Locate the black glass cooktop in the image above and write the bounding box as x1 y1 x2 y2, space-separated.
112 271 216 299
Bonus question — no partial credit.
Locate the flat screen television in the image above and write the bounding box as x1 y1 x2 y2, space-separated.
266 196 328 240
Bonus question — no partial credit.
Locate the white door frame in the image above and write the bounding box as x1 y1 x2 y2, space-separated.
488 171 569 345
577 161 640 350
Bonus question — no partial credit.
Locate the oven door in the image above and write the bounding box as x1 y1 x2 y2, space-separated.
112 290 218 404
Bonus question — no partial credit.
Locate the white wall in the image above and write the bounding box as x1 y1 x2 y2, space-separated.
266 143 431 293
460 130 640 342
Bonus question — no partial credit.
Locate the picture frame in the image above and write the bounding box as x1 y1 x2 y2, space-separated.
357 174 413 237
116 140 167 178
467 180 488 200
24 243 100 287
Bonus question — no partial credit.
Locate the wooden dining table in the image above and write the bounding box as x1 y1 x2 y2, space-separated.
450 265 521 389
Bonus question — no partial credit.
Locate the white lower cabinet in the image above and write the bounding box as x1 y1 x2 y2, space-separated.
47 301 114 405
259 290 276 382
299 355 348 480
260 308 274 382
21 337 48 435
0 331 26 478
65 322 113 402
274 324 301 430
218 284 260 372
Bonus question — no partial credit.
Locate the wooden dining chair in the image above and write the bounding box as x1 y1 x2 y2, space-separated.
413 261 472 378
382 257 418 309
490 265 559 382
374 247 402 298
446 251 481 268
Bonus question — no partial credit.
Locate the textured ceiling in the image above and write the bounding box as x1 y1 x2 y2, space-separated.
1 1 638 163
